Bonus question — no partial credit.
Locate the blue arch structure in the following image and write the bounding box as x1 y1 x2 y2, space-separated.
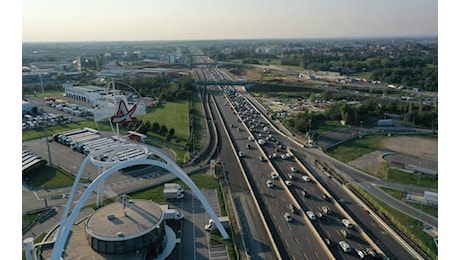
51 144 229 260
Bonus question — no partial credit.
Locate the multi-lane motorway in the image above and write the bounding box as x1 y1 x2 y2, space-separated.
194 51 429 259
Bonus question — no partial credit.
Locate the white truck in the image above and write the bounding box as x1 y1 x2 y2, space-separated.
205 216 230 232
163 183 184 200
160 205 184 220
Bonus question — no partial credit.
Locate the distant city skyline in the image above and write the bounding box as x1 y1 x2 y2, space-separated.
22 0 438 42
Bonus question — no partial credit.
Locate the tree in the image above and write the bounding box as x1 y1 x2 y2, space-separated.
159 124 168 135
151 122 160 133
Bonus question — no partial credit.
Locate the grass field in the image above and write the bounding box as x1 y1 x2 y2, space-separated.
139 100 189 140
23 165 88 189
326 135 384 162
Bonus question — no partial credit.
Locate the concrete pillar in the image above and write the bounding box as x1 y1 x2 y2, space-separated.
96 179 105 208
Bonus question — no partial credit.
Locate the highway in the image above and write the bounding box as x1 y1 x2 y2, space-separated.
193 50 431 259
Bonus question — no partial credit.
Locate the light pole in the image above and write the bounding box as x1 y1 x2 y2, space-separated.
40 75 53 166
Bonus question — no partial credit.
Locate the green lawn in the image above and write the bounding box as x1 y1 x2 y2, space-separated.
387 168 438 189
326 135 384 162
128 172 218 202
23 166 88 189
139 100 189 139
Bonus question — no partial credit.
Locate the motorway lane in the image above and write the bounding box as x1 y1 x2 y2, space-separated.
208 87 277 259
214 89 331 259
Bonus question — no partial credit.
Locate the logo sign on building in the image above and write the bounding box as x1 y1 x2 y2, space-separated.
110 99 137 124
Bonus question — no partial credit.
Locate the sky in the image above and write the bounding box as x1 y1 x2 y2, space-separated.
21 0 438 42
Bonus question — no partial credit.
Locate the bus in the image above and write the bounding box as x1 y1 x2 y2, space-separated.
127 131 147 143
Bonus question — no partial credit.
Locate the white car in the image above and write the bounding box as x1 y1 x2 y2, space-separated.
302 175 311 182
280 154 287 160
285 152 293 158
321 206 331 214
271 172 279 179
289 167 297 172
285 180 292 186
306 210 316 220
284 212 293 222
342 218 353 228
266 180 274 188
238 151 244 157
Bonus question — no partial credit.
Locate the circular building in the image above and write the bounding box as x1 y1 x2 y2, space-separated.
85 199 166 257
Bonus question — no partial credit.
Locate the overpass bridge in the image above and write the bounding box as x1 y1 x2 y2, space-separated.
194 80 248 86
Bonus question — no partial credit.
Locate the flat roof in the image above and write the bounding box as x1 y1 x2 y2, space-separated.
86 199 163 240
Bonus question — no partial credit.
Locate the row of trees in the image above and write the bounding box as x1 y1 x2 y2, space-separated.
279 48 437 91
123 120 177 141
284 96 437 135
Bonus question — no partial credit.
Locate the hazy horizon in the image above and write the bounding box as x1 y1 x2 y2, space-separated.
22 0 438 43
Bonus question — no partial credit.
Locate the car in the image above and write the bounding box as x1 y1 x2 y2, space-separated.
246 144 251 149
271 172 279 179
280 154 287 160
323 237 332 247
285 152 293 158
302 175 311 182
248 136 254 141
301 190 309 197
338 241 352 253
285 180 292 186
288 174 295 180
284 212 293 222
288 203 297 214
266 180 274 188
355 248 367 259
238 151 244 157
366 247 377 258
306 210 316 220
272 153 278 158
316 211 324 219
289 166 297 172
341 218 353 228
340 229 350 238
322 194 330 201
321 206 331 214
259 156 267 162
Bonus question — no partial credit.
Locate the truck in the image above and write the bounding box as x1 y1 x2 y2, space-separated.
159 205 184 220
163 183 184 200
205 216 230 232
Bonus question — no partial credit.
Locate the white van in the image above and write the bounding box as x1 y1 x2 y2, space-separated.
339 241 352 253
